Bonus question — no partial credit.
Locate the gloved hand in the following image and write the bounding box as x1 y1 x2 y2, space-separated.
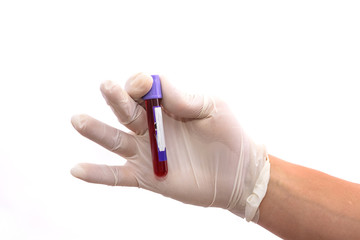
71 73 270 222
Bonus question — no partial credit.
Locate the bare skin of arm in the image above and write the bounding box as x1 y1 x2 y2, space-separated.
258 155 360 240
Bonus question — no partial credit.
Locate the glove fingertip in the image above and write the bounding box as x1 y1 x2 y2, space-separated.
71 114 88 131
70 163 87 180
125 72 153 100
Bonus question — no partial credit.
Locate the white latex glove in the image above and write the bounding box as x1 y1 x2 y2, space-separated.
71 73 270 222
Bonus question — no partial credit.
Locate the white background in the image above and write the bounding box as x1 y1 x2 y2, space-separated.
1 1 359 239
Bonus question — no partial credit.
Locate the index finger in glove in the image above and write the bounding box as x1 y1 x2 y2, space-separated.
101 80 148 135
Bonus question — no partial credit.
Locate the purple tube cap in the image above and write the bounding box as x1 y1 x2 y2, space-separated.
142 75 163 100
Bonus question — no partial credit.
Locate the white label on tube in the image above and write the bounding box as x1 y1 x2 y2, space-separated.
154 107 166 151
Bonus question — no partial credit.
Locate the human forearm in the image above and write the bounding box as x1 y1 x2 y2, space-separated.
258 155 360 240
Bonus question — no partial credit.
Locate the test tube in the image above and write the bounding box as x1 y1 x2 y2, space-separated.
142 75 168 178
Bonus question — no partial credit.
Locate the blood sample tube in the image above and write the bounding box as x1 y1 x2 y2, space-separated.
142 75 168 178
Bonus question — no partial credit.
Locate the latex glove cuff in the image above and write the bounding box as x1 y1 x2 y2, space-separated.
229 143 270 223
245 159 270 222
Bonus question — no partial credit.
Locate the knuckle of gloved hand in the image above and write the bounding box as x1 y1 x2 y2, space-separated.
117 104 139 125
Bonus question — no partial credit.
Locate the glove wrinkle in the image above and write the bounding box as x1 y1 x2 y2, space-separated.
108 166 119 186
197 95 216 119
208 158 219 207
